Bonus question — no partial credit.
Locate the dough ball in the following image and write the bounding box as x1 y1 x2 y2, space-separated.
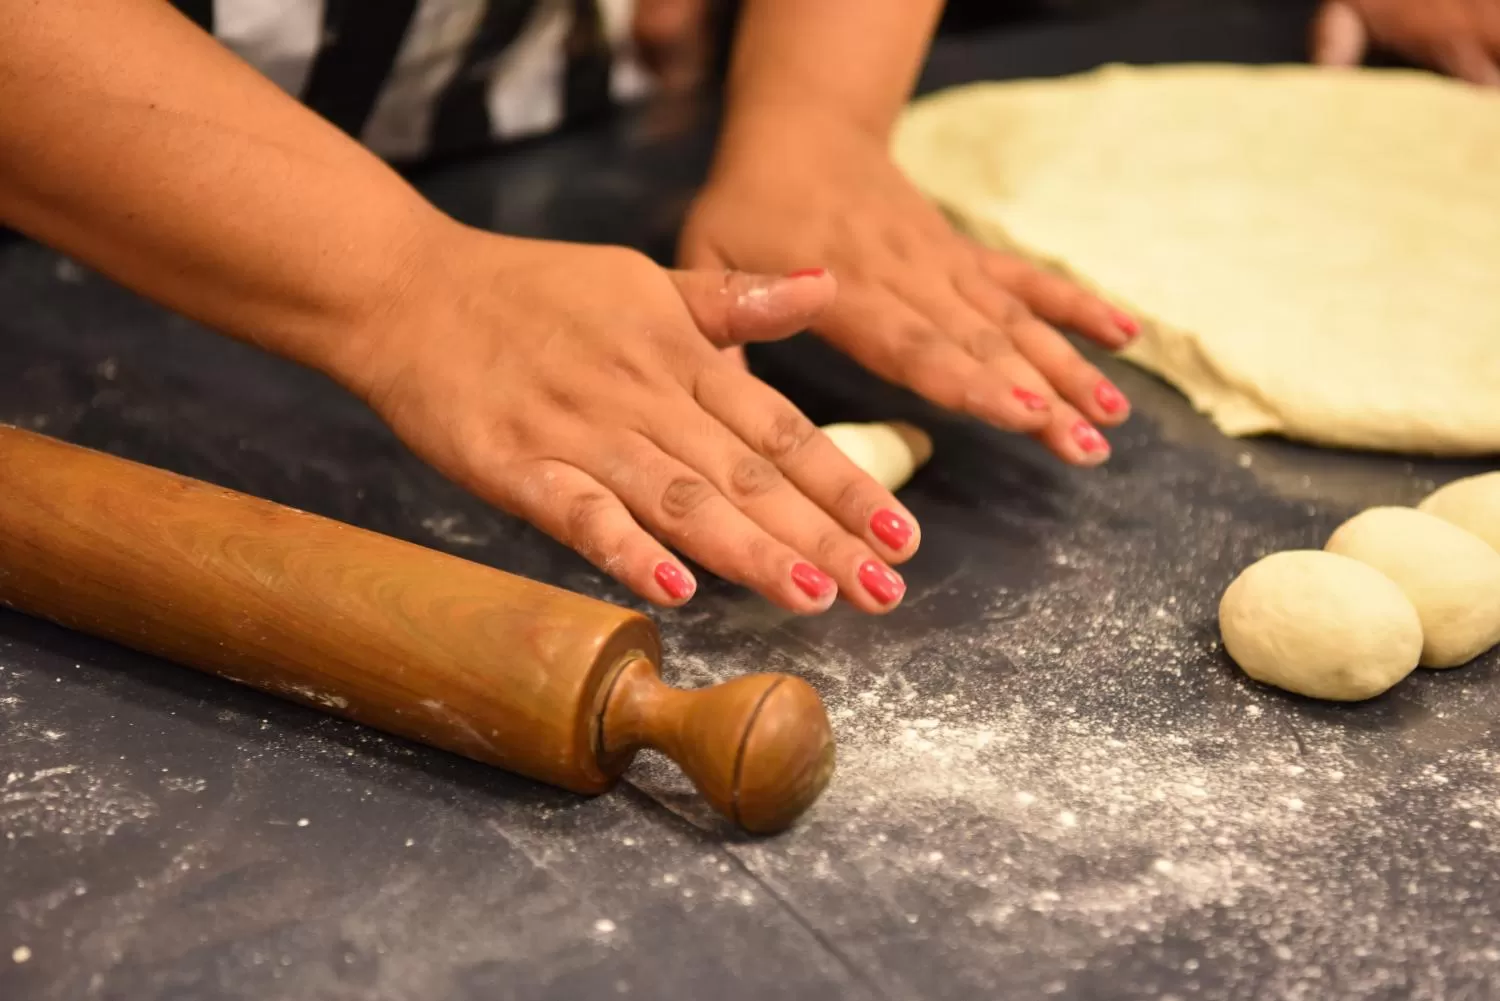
1326 507 1500 668
821 422 933 492
1419 472 1500 553
1219 551 1422 701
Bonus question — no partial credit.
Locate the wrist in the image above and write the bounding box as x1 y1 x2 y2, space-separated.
307 211 479 402
712 97 889 184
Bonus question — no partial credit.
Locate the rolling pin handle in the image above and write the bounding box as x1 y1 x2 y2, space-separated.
600 659 835 834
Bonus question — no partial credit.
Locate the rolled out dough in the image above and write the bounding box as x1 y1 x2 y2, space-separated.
893 65 1500 455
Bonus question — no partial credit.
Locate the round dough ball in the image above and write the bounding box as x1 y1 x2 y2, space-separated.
1419 472 1500 553
1326 507 1500 668
1219 551 1423 700
820 422 933 491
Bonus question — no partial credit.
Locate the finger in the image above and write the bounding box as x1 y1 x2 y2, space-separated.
932 272 1110 424
669 267 836 348
492 459 698 607
833 283 1054 431
654 379 910 612
689 359 922 563
1033 400 1113 468
927 258 1132 428
1432 38 1500 86
971 252 1139 349
1312 1 1369 66
588 431 848 614
1007 315 1132 428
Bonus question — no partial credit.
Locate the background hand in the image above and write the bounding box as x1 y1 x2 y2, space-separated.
632 0 712 96
1314 0 1500 85
680 111 1138 467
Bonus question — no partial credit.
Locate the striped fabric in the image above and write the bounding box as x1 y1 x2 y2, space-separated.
176 0 651 161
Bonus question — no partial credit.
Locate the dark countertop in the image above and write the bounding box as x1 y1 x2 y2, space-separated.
4 4 1499 999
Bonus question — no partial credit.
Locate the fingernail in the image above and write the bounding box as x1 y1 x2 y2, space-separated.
870 509 914 550
1013 387 1050 412
1110 308 1140 339
786 268 827 280
1071 420 1110 455
792 562 836 600
654 561 695 600
1094 379 1128 415
858 561 906 606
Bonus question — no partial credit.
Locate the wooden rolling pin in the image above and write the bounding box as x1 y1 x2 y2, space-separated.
0 427 835 833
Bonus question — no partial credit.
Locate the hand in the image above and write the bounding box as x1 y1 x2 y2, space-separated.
1313 0 1500 85
336 225 918 614
633 0 712 95
680 109 1139 467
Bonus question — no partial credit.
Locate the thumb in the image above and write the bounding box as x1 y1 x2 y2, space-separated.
669 268 837 349
1312 1 1369 66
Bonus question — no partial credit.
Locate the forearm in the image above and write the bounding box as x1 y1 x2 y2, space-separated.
716 0 943 156
0 0 454 381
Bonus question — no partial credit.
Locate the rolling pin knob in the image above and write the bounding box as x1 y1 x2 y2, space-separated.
599 659 835 834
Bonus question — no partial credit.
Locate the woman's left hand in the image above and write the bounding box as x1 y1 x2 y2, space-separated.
679 108 1138 467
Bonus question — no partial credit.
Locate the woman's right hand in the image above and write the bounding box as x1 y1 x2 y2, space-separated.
1313 0 1500 84
336 226 918 614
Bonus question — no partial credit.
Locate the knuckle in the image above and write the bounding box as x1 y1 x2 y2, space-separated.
744 535 780 574
728 454 783 501
1049 332 1089 369
907 370 966 411
896 353 967 408
761 411 817 462
1071 363 1104 390
607 351 656 387
882 226 915 263
660 475 715 520
563 490 616 546
1016 318 1065 353
892 326 940 366
813 530 846 565
540 380 585 415
995 296 1031 327
967 327 1014 362
833 476 868 519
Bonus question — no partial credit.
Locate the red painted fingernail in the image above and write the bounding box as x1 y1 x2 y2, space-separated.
792 562 836 600
654 561 695 600
1110 308 1140 338
870 509 914 550
1071 420 1110 455
786 268 827 280
1013 387 1050 412
870 513 912 552
1094 379 1127 415
858 561 906 606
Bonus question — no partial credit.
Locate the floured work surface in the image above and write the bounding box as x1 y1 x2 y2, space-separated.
8 10 1500 1001
894 64 1500 455
6 224 1500 1001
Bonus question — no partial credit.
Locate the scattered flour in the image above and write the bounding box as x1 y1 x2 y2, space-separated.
1 764 157 846
420 514 489 548
626 438 1500 998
